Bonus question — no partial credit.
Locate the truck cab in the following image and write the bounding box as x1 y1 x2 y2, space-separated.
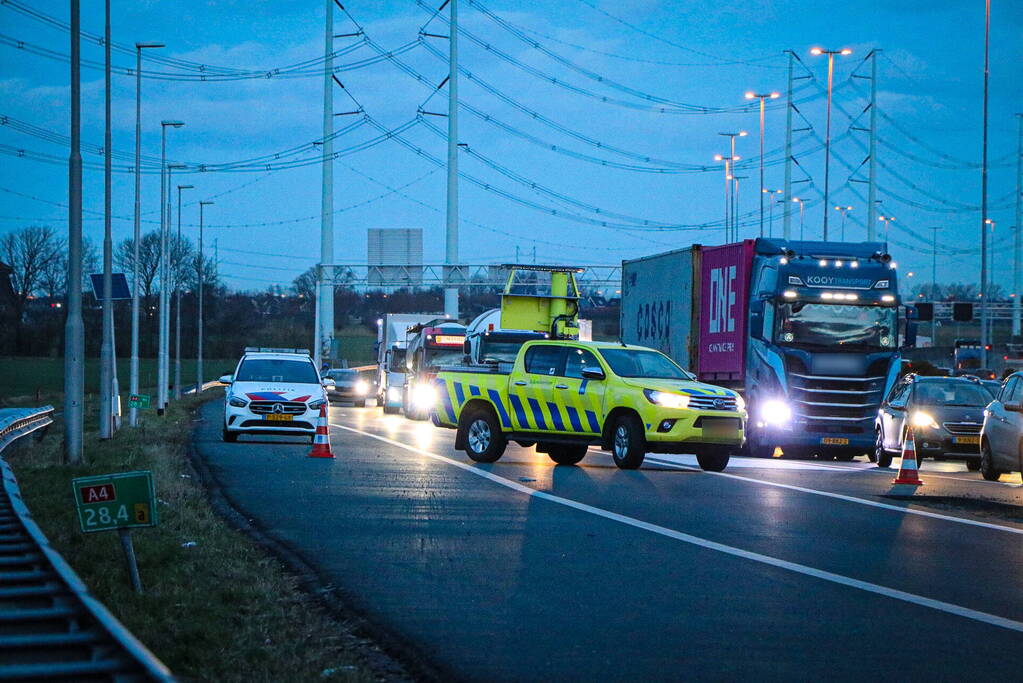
746 239 903 458
404 320 467 420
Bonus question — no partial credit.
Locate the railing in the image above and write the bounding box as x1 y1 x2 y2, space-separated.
0 406 174 681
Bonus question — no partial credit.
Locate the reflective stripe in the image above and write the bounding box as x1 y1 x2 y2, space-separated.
469 385 481 396
453 382 466 407
585 410 600 433
546 402 565 431
579 379 588 395
509 394 529 428
565 406 583 432
488 389 512 428
437 379 456 422
527 398 548 430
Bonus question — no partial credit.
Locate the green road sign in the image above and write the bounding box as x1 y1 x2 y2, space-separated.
72 471 157 534
128 393 151 409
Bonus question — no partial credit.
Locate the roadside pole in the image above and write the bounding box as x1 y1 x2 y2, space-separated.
65 0 84 463
444 0 460 319
782 50 794 240
99 0 115 439
318 0 335 368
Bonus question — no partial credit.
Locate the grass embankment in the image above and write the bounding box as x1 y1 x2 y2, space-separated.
5 392 394 682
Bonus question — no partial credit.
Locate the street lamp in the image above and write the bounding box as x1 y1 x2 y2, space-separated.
733 175 749 239
763 188 783 236
129 41 164 428
715 153 740 243
745 91 780 237
718 131 746 241
878 214 895 241
157 121 183 416
986 218 996 345
834 205 853 241
792 197 806 240
197 200 215 393
810 47 852 241
174 184 194 400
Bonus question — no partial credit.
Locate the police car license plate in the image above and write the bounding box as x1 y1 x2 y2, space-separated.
953 435 980 445
264 414 293 422
821 437 849 445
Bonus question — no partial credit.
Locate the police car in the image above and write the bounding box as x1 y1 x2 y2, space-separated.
220 348 332 442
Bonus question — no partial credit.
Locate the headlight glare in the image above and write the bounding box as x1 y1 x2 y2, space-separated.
387 386 402 401
911 411 938 429
413 384 438 409
355 380 369 395
761 399 792 424
643 389 690 409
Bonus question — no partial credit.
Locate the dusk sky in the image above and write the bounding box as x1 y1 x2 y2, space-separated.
1 0 1020 292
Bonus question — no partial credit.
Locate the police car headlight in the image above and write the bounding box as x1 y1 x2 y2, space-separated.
761 399 792 424
228 395 248 408
308 398 327 410
413 384 438 409
355 380 369 395
643 389 690 409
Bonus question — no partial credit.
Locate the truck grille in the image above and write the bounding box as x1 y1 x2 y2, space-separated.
943 422 982 435
788 372 886 423
689 396 739 412
249 400 307 415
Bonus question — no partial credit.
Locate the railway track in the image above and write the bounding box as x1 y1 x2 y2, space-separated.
0 407 172 681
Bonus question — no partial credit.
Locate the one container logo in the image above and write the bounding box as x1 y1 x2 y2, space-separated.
708 265 737 334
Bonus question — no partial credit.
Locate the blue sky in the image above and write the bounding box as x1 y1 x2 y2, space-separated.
1 0 1020 292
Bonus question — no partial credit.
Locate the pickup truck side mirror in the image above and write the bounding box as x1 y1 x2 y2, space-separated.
218 374 233 384
581 367 605 381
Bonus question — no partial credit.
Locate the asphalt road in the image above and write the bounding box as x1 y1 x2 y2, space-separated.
195 399 1023 681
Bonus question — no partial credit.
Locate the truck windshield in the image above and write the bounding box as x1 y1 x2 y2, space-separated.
236 359 319 384
776 303 897 349
388 347 406 369
480 340 527 364
599 349 693 380
422 349 464 370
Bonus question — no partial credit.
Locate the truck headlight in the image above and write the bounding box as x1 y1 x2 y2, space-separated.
760 399 792 424
308 398 327 410
413 384 438 410
228 395 248 408
643 389 690 409
911 411 938 429
387 386 402 401
355 380 369 395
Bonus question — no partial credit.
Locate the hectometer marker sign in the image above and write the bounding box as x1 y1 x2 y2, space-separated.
72 471 157 533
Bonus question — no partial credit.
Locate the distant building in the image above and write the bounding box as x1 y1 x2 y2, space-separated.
367 228 423 286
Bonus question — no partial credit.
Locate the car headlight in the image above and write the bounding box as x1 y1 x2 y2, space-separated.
308 398 327 410
643 389 690 409
911 411 938 429
387 386 402 401
760 399 792 424
413 384 438 409
355 380 369 395
228 395 248 408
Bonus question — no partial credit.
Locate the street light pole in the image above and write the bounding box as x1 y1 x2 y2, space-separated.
1014 113 1022 338
745 91 780 237
763 188 783 237
811 47 852 241
318 0 335 369
65 0 84 463
99 0 115 439
793 197 805 240
980 0 991 368
878 214 895 242
197 201 214 392
718 132 746 241
986 219 996 345
157 121 183 416
130 41 164 428
714 152 740 243
834 206 853 241
931 226 941 345
444 0 460 318
174 184 193 400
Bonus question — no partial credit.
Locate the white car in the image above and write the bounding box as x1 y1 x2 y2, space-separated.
220 348 332 442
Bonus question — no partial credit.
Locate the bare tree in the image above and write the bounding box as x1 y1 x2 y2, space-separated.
0 225 61 349
115 231 162 301
40 236 98 299
292 266 316 300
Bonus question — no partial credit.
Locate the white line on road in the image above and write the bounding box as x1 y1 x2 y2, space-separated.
645 456 1023 536
331 422 1023 634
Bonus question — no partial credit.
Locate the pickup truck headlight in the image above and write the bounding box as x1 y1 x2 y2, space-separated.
308 398 327 410
911 411 939 429
413 384 438 410
228 395 248 408
355 380 369 395
643 389 690 409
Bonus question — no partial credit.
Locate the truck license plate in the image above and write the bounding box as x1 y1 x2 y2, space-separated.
264 414 293 422
953 436 980 445
821 437 849 445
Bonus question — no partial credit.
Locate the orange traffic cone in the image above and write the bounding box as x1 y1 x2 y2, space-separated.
891 426 923 489
308 404 334 459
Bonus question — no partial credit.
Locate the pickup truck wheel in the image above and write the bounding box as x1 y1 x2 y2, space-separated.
610 414 646 470
547 444 588 466
461 409 506 463
875 429 893 468
696 451 729 472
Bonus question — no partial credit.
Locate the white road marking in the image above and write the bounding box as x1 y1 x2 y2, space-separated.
332 422 1023 634
646 455 1023 536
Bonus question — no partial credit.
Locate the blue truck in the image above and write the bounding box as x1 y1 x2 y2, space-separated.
621 238 907 460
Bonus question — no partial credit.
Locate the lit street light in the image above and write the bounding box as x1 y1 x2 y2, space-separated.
718 131 746 241
810 47 852 241
834 205 853 241
129 41 165 429
745 91 780 237
792 197 806 240
157 120 184 416
764 188 783 236
715 152 740 243
174 184 194 400
878 214 896 241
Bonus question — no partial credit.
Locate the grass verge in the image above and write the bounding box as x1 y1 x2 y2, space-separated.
4 392 404 682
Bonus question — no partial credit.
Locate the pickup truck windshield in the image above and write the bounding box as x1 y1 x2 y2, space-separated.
236 359 319 383
598 349 692 380
776 302 897 349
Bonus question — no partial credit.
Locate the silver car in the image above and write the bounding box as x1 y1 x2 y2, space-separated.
979 372 1023 481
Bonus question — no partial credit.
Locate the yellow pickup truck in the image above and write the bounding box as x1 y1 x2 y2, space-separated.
432 340 746 470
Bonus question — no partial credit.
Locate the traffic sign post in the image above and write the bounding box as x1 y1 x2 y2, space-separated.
71 471 157 593
128 394 151 410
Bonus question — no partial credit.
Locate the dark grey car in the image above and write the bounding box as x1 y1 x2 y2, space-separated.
979 372 1023 481
326 369 372 407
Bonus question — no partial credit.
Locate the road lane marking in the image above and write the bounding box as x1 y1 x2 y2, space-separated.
332 422 1023 634
645 456 1023 536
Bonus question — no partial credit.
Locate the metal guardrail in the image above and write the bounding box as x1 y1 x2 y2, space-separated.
0 407 174 681
183 380 222 396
